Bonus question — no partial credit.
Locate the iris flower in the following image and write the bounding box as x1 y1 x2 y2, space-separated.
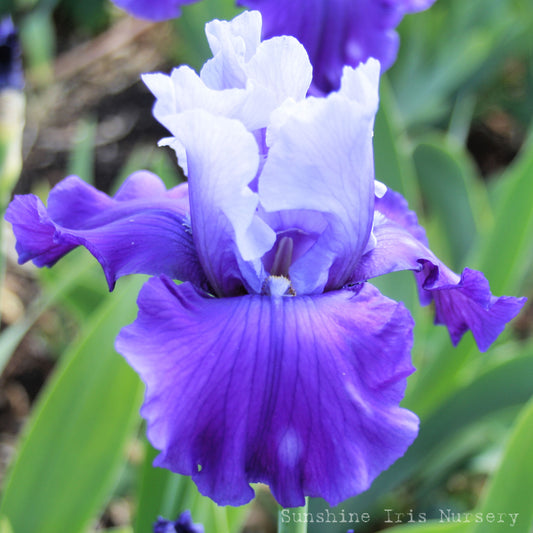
238 0 436 93
5 11 524 507
0 16 24 90
153 510 204 533
110 0 197 21
110 0 436 92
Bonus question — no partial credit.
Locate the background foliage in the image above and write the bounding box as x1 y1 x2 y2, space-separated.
0 0 532 531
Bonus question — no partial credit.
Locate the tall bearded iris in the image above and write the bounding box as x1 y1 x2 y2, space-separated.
110 0 436 92
5 11 524 507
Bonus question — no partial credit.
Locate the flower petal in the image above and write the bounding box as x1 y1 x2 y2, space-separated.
259 61 380 294
238 0 435 93
116 277 418 507
110 0 196 21
353 189 527 351
5 171 207 290
162 109 276 295
201 10 263 90
144 13 312 135
143 67 252 131
0 16 24 90
153 510 204 533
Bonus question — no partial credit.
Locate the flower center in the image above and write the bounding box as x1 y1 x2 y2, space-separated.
262 275 296 297
262 236 297 296
270 236 293 278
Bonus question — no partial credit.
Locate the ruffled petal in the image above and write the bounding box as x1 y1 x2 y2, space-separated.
5 171 208 290
201 11 263 90
116 277 418 507
352 189 527 351
203 11 312 101
144 12 312 135
143 67 253 131
110 0 196 21
162 109 276 295
238 0 435 93
259 60 380 294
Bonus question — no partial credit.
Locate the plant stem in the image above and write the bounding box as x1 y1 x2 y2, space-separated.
278 498 309 533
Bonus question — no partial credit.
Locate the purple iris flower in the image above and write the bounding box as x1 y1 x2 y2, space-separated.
5 11 524 507
0 16 24 90
110 0 197 21
153 510 204 533
238 0 437 93
109 0 436 93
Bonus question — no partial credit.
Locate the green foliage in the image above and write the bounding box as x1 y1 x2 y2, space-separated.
1 0 532 531
0 277 144 533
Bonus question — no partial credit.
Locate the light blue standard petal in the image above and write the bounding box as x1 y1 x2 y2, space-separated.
162 109 276 295
110 0 197 21
5 171 208 291
237 0 435 93
143 67 252 134
259 60 380 294
201 11 263 90
352 189 527 351
116 277 419 507
143 12 312 136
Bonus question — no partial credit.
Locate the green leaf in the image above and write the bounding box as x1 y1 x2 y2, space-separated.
0 517 13 533
379 520 469 533
0 250 99 376
391 0 532 127
374 77 420 206
412 136 490 269
471 397 533 533
67 117 97 184
474 129 533 295
279 500 308 533
0 277 144 533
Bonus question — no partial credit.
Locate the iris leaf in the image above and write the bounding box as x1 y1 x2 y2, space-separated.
0 277 144 533
374 76 420 207
470 396 533 533
412 136 490 269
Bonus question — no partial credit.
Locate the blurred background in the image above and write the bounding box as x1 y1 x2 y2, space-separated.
0 0 532 532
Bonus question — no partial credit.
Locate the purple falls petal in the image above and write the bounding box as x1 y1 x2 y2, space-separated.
352 189 527 351
259 60 380 294
162 109 276 295
5 171 208 290
116 277 419 507
110 0 197 21
238 0 436 93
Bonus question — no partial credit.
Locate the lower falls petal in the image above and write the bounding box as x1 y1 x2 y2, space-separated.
116 277 419 507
